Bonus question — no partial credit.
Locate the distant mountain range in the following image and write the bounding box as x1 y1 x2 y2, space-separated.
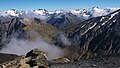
0 7 119 19
0 7 119 30
0 7 120 66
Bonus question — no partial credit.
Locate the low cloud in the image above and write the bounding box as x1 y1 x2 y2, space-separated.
59 34 71 46
0 38 64 60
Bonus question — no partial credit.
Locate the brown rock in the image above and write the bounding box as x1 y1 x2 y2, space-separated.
52 57 70 63
0 48 48 68
25 48 48 68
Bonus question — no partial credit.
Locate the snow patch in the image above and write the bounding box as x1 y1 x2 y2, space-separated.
101 22 105 25
81 24 85 28
109 12 118 20
82 23 97 35
89 23 97 29
113 20 116 22
100 17 105 21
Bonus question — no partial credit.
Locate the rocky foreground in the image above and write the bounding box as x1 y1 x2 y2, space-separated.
0 48 120 68
50 54 120 68
0 48 48 68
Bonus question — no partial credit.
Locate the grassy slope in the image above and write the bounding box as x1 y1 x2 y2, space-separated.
20 18 59 43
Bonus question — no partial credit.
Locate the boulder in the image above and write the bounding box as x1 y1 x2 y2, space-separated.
0 48 48 68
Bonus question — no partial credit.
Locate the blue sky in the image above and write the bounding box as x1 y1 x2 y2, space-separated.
0 0 120 10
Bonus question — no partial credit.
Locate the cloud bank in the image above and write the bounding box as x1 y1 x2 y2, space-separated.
0 38 64 60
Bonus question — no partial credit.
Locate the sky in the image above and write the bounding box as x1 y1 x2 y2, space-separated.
0 0 120 10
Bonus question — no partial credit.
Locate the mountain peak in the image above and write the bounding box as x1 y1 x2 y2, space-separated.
92 6 99 9
0 7 119 20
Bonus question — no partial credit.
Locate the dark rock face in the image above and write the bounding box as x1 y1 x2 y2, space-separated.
0 53 18 64
47 13 84 31
50 53 120 68
0 17 27 48
67 9 120 59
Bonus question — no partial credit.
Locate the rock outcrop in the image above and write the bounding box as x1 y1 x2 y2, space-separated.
0 48 48 68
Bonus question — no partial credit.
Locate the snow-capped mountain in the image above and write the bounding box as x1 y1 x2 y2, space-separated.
0 7 118 31
0 9 19 17
47 12 84 30
65 9 120 59
0 7 119 20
